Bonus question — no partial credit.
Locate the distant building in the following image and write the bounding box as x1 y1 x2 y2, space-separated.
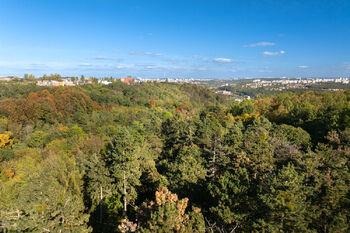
37 79 78 87
63 80 75 86
0 77 15 81
52 81 65 87
37 80 52 86
99 80 112 85
215 90 233 96
121 77 134 83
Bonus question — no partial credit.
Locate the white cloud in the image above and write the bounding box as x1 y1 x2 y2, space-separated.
213 58 234 63
244 42 275 47
129 51 163 57
297 65 309 69
262 50 285 56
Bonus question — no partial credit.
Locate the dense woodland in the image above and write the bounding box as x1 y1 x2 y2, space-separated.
0 81 349 232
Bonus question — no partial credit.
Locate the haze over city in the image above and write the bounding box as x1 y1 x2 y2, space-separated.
1 0 350 78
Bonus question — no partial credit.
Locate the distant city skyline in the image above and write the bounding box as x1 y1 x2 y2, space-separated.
0 0 350 78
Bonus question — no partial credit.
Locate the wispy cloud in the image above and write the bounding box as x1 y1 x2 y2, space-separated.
79 63 93 67
23 63 49 70
297 65 309 69
244 41 275 47
139 64 183 70
196 67 208 71
142 65 157 69
344 62 350 69
129 51 163 57
93 56 114 60
29 63 47 67
115 63 135 69
79 63 135 70
213 58 234 63
262 50 285 56
191 55 209 61
259 69 272 73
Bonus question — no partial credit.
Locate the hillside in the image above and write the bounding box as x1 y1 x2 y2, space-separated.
0 82 349 232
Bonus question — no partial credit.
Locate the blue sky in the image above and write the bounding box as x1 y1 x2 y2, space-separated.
0 0 350 78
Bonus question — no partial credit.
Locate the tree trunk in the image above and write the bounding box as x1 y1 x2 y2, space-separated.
123 171 127 218
100 185 103 224
211 138 217 177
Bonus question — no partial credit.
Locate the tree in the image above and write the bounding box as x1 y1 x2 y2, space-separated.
79 153 116 231
28 74 36 81
255 163 309 232
161 118 195 161
0 153 90 232
197 113 230 178
138 187 205 233
26 130 47 148
307 137 350 232
168 145 206 191
208 168 257 232
103 127 143 218
0 133 13 148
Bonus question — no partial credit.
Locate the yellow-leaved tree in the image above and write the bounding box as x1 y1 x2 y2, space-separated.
0 134 13 148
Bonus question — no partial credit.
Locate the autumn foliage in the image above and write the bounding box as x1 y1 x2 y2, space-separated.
0 134 13 148
0 87 101 123
138 187 205 233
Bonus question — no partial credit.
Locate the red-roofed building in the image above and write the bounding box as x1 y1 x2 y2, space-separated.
122 77 134 83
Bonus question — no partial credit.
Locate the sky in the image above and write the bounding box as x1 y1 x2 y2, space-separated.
0 0 350 78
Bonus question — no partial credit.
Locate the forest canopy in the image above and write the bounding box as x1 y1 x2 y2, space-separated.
0 81 349 232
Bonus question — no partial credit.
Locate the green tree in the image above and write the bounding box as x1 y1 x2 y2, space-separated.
208 168 257 232
197 114 230 178
255 163 309 232
26 130 47 148
103 127 143 218
0 153 90 232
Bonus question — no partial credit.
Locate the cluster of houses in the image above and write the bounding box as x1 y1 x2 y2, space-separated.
37 77 135 87
245 78 349 88
36 79 91 87
0 76 17 82
0 76 136 87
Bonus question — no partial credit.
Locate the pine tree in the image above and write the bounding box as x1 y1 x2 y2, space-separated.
103 127 143 218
